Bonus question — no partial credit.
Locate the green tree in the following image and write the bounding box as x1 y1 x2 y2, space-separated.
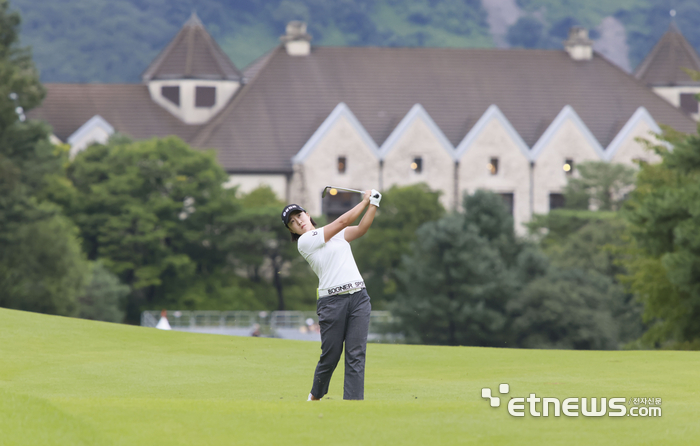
393 188 640 349
390 190 521 346
563 161 637 211
527 209 618 247
77 262 129 323
61 136 243 322
352 183 444 309
0 213 89 316
526 211 645 348
527 210 629 276
230 185 317 311
621 125 700 348
508 268 623 350
0 0 90 316
461 187 521 266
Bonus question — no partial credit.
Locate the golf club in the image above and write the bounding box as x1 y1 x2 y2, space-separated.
322 186 380 199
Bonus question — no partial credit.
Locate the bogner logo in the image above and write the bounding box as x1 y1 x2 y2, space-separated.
326 281 365 295
327 284 354 295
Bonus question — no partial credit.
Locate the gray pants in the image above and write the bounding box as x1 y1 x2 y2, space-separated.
311 288 371 400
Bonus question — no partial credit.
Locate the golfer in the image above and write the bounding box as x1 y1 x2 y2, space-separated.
281 189 381 401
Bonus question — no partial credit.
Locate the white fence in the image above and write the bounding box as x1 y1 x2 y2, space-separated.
141 310 400 342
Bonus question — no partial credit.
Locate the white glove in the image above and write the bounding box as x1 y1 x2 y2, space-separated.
369 189 382 207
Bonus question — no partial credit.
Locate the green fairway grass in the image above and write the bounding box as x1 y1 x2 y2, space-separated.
1 308 698 445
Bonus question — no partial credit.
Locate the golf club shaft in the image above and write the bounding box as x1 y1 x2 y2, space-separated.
331 186 364 194
322 185 364 198
322 185 379 199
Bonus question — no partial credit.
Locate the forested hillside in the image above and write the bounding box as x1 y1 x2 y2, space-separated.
9 0 700 83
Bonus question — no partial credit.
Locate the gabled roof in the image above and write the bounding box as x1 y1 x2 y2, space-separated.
292 103 380 163
242 49 276 82
27 84 204 143
67 115 114 146
604 107 662 161
67 115 114 158
142 13 241 82
455 105 530 161
379 104 454 160
191 46 696 173
634 22 700 86
530 105 606 161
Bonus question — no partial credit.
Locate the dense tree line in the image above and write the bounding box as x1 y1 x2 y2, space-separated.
52 135 321 323
382 147 700 350
2 127 320 323
387 188 642 349
620 123 700 349
0 0 91 318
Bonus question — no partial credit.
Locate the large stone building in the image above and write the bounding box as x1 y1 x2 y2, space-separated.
30 16 699 232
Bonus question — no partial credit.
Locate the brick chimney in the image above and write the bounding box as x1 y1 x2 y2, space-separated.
564 27 593 61
281 21 312 56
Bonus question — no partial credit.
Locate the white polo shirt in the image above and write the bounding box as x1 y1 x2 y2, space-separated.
297 227 364 297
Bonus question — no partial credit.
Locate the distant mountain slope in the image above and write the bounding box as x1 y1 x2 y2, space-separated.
9 0 700 83
9 0 490 83
506 0 700 70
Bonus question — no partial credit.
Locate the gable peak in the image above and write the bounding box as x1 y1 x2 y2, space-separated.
141 14 241 82
634 22 700 86
184 11 203 28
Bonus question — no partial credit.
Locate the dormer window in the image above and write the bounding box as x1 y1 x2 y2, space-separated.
680 93 698 114
195 86 216 108
162 86 180 106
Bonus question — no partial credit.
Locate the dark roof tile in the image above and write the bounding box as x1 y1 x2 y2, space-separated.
242 49 276 82
27 84 203 143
